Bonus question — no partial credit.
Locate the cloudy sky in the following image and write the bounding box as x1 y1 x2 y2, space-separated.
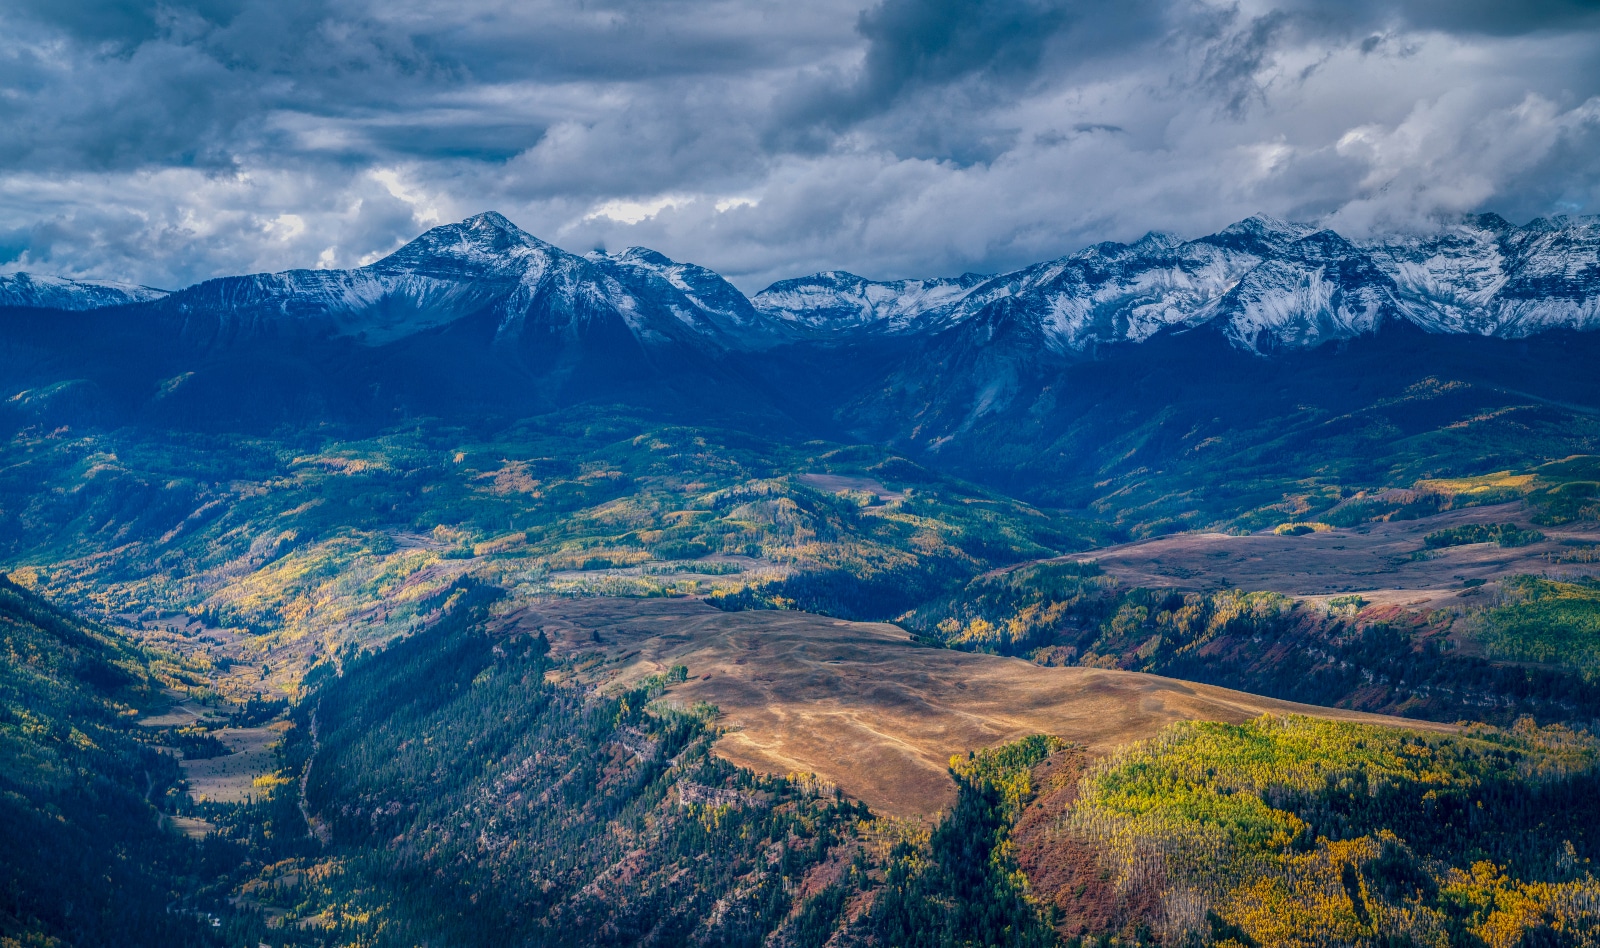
2 0 1599 291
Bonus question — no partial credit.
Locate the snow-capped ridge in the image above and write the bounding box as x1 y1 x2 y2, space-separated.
759 211 1600 353
0 272 169 310
752 269 988 333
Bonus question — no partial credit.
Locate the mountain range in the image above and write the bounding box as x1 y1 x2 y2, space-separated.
7 210 1600 352
3 210 1599 504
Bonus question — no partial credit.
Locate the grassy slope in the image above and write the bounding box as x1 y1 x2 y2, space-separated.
281 628 1078 948
264 593 870 946
922 330 1600 537
904 563 1600 728
904 450 1600 729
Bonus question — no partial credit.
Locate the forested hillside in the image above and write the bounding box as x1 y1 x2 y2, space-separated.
902 561 1600 729
1051 716 1600 946
0 576 225 946
282 588 869 945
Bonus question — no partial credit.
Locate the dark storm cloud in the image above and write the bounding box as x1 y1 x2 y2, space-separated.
853 0 1071 104
783 0 1172 128
0 0 832 172
0 0 1598 291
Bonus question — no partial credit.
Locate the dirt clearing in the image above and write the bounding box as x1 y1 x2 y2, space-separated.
499 599 1452 817
181 726 281 804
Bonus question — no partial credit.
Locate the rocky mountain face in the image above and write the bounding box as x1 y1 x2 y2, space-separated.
1367 213 1600 336
0 214 795 426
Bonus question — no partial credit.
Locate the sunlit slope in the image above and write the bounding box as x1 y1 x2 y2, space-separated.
0 419 1099 700
508 598 1453 817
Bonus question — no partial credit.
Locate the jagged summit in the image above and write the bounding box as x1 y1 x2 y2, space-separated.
375 211 553 276
1215 213 1318 243
610 247 675 267
1203 228 1417 351
1128 231 1182 252
592 245 776 339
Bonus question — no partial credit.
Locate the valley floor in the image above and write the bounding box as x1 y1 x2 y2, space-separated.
1045 500 1600 608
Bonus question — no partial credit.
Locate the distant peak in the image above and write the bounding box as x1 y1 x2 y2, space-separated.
1465 212 1513 232
1523 216 1566 234
1131 231 1180 250
1223 213 1317 237
461 211 521 233
377 212 550 272
616 247 675 268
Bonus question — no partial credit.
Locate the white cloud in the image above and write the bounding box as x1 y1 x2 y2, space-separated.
369 168 442 227
583 194 695 225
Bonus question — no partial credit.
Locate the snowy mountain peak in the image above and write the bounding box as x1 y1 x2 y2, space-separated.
1465 212 1514 232
0 272 169 310
1204 228 1413 351
611 247 675 268
376 211 552 277
1130 231 1182 252
1203 214 1320 257
464 210 519 231
586 245 787 342
1225 213 1318 239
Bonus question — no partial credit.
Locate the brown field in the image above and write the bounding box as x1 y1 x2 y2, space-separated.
137 691 231 728
499 599 1453 817
180 726 282 804
796 472 907 503
166 815 217 840
123 614 301 702
1047 502 1600 605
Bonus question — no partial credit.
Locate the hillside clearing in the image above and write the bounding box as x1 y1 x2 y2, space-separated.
501 598 1453 817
